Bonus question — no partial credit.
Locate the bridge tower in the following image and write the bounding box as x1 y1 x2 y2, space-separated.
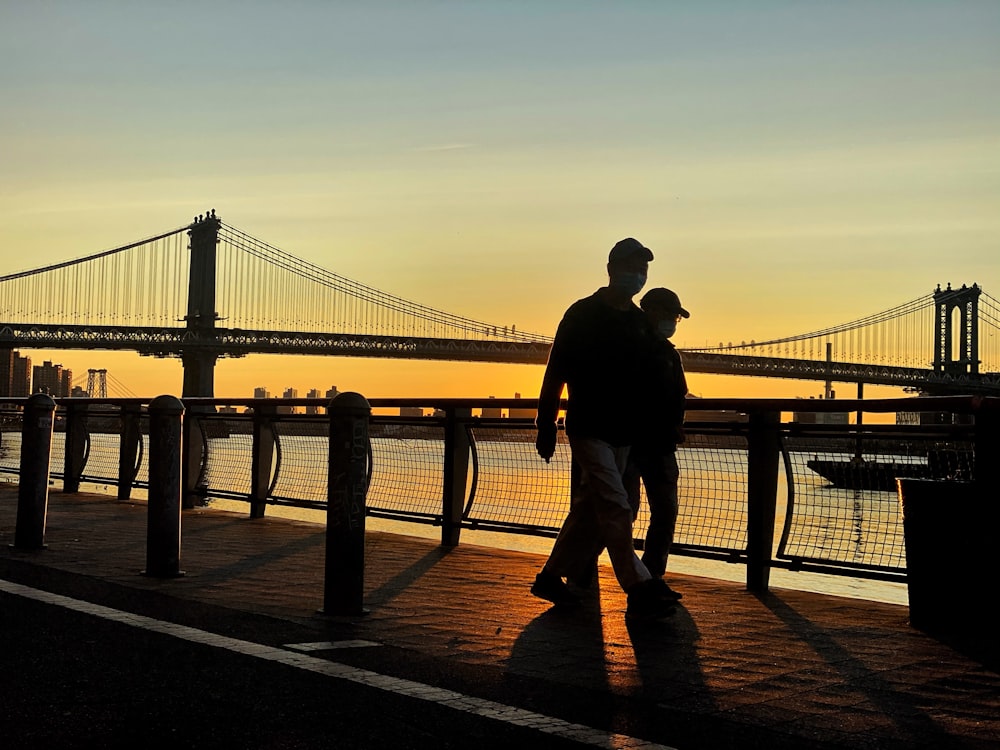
86 368 107 398
182 210 221 398
933 283 980 377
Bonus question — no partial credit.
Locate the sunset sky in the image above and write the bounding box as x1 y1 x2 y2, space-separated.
2 2 998 402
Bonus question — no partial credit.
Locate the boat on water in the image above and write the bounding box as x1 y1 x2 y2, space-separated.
806 450 971 493
805 457 931 492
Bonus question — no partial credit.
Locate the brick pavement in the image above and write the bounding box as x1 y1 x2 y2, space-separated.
1 485 998 749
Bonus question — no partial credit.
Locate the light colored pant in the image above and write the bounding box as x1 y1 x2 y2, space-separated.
545 437 652 591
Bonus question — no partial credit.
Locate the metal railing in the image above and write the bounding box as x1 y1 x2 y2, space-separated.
2 394 997 591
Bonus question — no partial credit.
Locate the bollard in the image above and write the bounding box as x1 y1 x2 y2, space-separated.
144 395 185 577
13 393 56 550
322 391 371 616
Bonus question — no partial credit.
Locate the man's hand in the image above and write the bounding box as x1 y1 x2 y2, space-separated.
536 424 557 463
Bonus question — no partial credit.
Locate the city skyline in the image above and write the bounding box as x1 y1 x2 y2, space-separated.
2 3 997 401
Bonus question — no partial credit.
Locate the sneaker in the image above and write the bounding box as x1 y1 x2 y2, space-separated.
567 558 599 591
626 581 677 621
653 579 683 602
531 570 580 606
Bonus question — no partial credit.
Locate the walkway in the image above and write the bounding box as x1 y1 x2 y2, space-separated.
1 485 997 749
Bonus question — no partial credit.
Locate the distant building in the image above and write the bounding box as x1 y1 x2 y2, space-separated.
12 353 31 396
897 410 972 426
253 386 271 399
685 395 749 423
33 360 71 397
0 349 13 397
508 392 537 420
400 406 424 417
218 405 238 414
279 387 298 414
792 410 849 425
305 388 322 415
481 396 502 419
791 395 849 425
325 385 340 400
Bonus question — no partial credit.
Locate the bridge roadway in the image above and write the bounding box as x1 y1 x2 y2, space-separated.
1 488 998 749
5 321 1000 393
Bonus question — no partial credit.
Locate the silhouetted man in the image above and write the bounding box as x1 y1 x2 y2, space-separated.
532 238 675 620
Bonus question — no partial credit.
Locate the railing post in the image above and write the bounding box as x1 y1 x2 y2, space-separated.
13 393 56 550
181 406 207 509
442 406 472 547
62 399 88 493
746 410 780 593
117 403 142 500
322 392 371 616
144 395 185 578
249 403 277 518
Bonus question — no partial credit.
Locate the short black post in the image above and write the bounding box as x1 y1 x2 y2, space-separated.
322 391 371 616
181 408 207 510
249 402 277 519
442 406 472 547
62 399 88 493
144 395 185 578
13 393 56 550
746 410 780 593
117 403 142 500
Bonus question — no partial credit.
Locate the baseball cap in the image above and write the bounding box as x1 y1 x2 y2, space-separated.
640 287 690 318
608 238 654 265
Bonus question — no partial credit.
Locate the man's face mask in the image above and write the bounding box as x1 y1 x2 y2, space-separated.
609 271 647 297
658 320 677 339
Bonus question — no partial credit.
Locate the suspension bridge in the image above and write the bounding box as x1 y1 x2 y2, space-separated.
2 210 999 397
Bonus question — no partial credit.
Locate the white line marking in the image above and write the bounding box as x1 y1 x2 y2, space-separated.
1 578 675 750
284 639 381 651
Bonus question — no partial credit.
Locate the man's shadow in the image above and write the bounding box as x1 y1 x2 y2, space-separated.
625 601 705 695
506 573 711 735
506 580 611 693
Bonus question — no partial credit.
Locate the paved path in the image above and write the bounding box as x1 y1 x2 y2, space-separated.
1 485 997 749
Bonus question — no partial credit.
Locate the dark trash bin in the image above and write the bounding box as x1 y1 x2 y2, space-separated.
897 478 995 635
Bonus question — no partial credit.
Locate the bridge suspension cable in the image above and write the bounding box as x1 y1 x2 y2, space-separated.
0 227 191 328
216 222 552 342
684 285 1000 373
686 291 936 369
978 291 1000 374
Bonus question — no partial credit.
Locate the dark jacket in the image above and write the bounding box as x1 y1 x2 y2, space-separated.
536 290 650 446
635 336 688 450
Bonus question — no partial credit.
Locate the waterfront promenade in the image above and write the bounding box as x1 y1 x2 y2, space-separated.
1 485 997 749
